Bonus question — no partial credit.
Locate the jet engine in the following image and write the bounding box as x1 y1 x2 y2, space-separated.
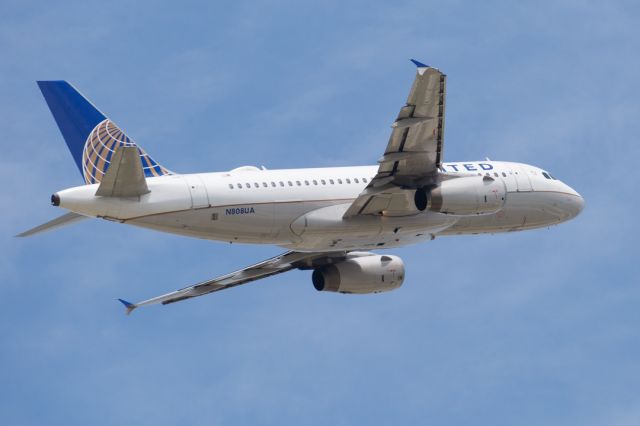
381 176 506 217
428 176 506 215
312 254 405 294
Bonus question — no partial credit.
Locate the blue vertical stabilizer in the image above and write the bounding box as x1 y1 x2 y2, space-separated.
37 81 170 184
37 81 106 175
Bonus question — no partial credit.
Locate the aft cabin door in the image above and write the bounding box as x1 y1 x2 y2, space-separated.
515 166 532 192
185 175 210 209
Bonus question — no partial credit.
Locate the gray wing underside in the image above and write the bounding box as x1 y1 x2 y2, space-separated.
344 64 446 218
120 251 349 314
377 65 446 185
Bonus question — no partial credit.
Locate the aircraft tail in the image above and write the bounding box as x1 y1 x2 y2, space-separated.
37 81 171 184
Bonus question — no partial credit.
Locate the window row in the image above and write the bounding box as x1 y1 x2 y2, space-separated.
226 170 555 190
229 177 369 189
476 172 510 178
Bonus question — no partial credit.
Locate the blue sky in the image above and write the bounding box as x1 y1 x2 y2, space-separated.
2 1 639 424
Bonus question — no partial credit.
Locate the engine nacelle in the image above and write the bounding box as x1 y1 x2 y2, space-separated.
380 189 428 217
312 254 405 294
429 176 506 215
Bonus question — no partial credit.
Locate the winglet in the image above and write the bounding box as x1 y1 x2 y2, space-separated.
118 298 137 315
410 59 429 68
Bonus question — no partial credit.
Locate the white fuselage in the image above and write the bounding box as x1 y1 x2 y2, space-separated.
55 161 584 252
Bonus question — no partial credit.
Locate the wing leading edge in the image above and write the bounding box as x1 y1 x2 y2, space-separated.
119 251 350 314
344 60 446 218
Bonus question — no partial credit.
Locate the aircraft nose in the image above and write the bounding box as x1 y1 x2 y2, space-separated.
566 186 584 219
573 193 585 217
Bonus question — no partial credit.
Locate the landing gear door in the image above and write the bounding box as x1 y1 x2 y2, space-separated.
185 174 210 209
515 166 533 192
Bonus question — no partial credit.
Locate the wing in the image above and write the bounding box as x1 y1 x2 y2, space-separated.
344 60 446 217
118 250 348 314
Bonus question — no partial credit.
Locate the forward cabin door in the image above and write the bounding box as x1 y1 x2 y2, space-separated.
185 174 210 209
514 166 533 192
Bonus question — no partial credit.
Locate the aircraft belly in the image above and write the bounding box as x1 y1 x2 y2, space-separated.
286 204 457 251
127 200 339 244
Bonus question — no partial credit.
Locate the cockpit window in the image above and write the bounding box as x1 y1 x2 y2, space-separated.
542 172 551 179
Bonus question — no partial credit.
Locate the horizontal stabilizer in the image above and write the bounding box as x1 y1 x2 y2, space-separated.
16 212 88 237
96 146 150 198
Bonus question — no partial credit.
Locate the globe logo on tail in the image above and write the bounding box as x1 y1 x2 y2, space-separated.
81 119 170 184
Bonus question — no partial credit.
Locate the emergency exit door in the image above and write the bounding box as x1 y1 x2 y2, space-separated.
185 175 210 209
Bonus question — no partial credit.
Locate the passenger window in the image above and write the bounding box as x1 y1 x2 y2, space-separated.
494 172 499 177
304 180 309 186
354 178 359 183
246 182 251 188
313 180 318 185
238 183 243 188
502 172 507 177
262 182 268 187
321 179 326 185
346 178 351 184
254 183 259 188
296 181 301 186
363 178 368 183
288 181 293 186
271 182 276 187
279 181 284 187
338 179 343 184
229 184 234 189
330 179 335 184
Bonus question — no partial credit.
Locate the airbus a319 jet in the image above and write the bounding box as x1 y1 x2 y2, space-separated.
20 60 584 314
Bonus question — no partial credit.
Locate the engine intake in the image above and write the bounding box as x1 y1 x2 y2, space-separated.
414 188 428 211
312 254 405 294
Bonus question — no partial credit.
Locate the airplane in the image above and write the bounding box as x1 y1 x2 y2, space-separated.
19 60 584 314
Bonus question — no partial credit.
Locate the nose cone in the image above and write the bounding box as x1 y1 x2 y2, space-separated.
572 192 585 217
564 185 585 219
